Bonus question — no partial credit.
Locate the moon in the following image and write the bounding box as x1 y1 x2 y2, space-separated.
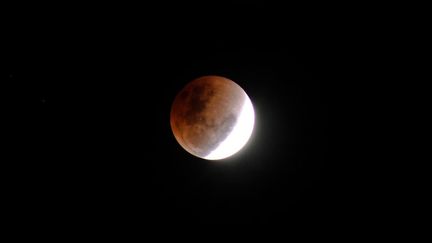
170 75 255 160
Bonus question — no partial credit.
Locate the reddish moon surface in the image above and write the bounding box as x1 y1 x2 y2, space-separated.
170 75 255 160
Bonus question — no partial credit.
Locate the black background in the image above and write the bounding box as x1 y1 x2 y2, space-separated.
4 2 370 227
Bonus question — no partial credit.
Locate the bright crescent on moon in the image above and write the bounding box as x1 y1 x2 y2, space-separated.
204 93 255 160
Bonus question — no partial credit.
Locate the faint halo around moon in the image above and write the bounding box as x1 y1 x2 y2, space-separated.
170 75 255 160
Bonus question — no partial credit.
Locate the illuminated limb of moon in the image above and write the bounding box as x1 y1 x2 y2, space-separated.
204 94 255 160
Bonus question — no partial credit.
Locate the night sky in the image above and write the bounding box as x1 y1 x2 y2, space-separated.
4 3 367 227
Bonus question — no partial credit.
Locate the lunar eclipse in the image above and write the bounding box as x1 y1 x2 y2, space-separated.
170 75 255 160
